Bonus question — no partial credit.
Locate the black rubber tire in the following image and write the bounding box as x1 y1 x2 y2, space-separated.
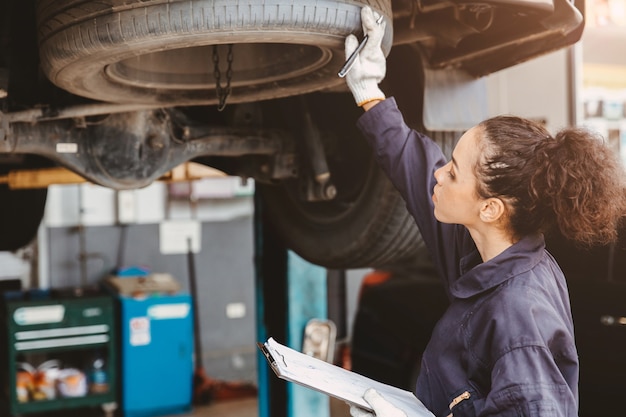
0 156 51 251
259 166 425 269
36 0 393 106
0 186 47 251
257 45 462 269
257 93 425 269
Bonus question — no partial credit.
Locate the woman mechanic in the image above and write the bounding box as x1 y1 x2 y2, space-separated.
344 6 626 417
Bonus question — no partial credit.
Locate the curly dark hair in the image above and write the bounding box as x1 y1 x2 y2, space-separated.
475 115 626 246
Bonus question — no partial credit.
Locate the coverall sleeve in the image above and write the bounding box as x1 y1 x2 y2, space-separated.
356 98 473 289
474 288 579 416
479 346 577 417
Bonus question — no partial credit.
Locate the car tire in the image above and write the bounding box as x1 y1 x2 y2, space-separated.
258 166 426 269
257 44 462 269
0 156 53 251
0 186 47 251
36 0 393 106
257 92 426 269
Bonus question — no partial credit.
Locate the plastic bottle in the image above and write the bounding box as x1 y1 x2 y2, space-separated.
87 353 109 394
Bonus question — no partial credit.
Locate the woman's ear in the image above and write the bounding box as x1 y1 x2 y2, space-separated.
479 197 507 223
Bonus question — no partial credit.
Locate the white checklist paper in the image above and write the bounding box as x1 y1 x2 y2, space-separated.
258 337 434 417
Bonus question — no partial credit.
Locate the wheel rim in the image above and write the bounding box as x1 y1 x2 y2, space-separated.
106 43 332 90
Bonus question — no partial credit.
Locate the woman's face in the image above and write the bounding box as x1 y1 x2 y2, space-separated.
432 126 485 227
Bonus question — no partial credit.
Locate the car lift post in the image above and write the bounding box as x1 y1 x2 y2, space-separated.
254 191 331 417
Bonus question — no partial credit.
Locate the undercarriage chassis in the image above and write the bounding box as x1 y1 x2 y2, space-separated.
0 0 584 266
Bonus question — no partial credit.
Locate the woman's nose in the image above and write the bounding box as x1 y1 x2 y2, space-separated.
434 166 443 183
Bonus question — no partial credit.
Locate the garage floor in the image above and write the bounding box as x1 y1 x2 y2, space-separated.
169 397 350 417
180 398 257 417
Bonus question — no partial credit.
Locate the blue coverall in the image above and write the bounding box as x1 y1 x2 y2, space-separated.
356 98 579 417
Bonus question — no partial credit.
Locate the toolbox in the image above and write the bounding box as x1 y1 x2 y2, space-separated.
104 273 193 417
117 293 193 417
0 290 117 416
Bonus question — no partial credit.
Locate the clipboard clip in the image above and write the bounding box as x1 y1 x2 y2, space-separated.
257 342 287 368
257 342 276 366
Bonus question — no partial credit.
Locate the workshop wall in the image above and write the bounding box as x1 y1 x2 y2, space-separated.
0 252 32 290
40 179 258 382
38 179 370 382
486 48 572 131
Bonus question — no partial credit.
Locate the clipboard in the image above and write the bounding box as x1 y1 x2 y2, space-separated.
258 337 434 417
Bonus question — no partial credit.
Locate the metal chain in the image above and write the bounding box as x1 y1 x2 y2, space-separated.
212 44 234 112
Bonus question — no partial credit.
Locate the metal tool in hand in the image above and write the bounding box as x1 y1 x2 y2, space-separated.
338 14 384 78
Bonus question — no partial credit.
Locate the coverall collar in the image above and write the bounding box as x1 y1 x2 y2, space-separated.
451 233 546 299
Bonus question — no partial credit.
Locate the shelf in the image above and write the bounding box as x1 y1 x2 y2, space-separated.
12 391 115 414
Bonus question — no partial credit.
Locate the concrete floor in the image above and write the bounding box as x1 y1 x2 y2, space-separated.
171 397 350 417
180 398 257 417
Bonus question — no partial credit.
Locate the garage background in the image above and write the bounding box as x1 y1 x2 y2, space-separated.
2 18 625 397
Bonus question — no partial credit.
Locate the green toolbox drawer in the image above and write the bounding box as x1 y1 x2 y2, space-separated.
1 292 117 416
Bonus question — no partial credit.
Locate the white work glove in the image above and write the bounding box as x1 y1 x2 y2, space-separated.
349 388 408 417
344 6 387 107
